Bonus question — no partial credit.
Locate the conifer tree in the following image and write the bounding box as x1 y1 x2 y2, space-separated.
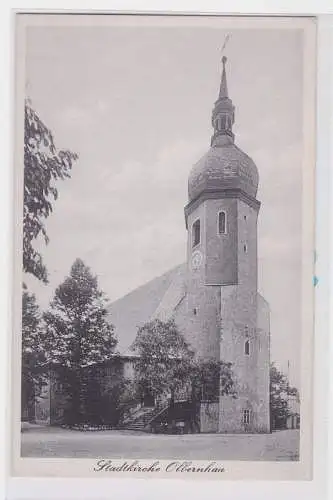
44 259 117 424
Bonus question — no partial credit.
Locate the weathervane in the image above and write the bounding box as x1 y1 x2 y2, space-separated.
221 33 231 64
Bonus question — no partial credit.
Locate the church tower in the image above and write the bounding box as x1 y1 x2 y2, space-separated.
184 55 270 433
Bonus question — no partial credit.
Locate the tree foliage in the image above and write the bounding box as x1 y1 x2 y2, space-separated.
76 365 131 426
270 363 299 430
132 318 236 403
191 358 236 402
21 283 48 418
44 258 116 368
24 100 78 282
43 258 117 423
132 319 194 400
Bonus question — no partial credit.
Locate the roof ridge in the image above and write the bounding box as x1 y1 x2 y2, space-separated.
108 263 186 308
150 264 187 321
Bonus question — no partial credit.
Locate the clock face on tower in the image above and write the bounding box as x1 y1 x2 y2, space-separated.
191 250 203 270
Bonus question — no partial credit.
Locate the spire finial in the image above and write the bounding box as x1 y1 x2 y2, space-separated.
221 33 230 56
219 34 230 97
211 38 235 146
219 53 228 99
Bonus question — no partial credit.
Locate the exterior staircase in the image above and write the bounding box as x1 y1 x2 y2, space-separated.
120 403 169 432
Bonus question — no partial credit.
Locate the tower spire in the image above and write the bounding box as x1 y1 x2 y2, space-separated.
219 55 228 99
211 50 235 146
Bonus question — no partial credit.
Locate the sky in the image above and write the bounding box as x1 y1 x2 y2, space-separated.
23 19 305 388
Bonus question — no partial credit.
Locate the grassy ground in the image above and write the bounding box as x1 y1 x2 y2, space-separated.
21 425 299 461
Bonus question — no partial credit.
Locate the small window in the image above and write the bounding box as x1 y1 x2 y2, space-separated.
244 325 249 336
221 115 227 130
242 409 250 425
244 244 247 253
218 211 227 234
245 340 250 355
193 308 197 316
226 115 231 130
244 215 247 220
192 219 200 247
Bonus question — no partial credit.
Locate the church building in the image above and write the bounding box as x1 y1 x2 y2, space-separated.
30 52 270 433
108 55 271 433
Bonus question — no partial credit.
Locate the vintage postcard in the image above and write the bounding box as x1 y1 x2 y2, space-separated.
11 13 316 481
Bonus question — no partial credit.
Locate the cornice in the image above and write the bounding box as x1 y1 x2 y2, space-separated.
184 188 261 228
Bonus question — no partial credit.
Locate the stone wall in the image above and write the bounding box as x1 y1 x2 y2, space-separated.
183 194 270 434
255 294 271 432
184 199 225 360
200 402 219 433
204 198 238 286
219 200 264 433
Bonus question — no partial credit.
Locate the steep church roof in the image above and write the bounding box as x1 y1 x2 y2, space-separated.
108 262 268 359
107 263 186 355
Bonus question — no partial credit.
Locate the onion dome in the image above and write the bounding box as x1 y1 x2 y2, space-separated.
188 56 259 203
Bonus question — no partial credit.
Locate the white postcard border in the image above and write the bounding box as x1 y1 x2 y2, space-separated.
1 4 332 498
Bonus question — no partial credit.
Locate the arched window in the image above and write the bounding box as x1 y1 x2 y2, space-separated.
245 339 250 356
218 211 227 234
226 115 231 130
192 219 200 247
221 115 226 130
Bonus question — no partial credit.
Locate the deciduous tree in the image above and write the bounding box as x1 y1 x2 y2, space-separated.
190 358 236 402
270 363 298 429
132 319 194 402
132 319 236 403
24 100 78 282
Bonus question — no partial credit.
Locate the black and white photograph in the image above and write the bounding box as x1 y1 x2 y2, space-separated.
12 13 316 480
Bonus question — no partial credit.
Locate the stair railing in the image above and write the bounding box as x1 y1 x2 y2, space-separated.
145 400 170 427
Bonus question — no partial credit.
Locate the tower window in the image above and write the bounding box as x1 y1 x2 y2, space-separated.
242 409 250 425
221 115 226 130
244 340 250 355
192 219 201 247
218 211 227 234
